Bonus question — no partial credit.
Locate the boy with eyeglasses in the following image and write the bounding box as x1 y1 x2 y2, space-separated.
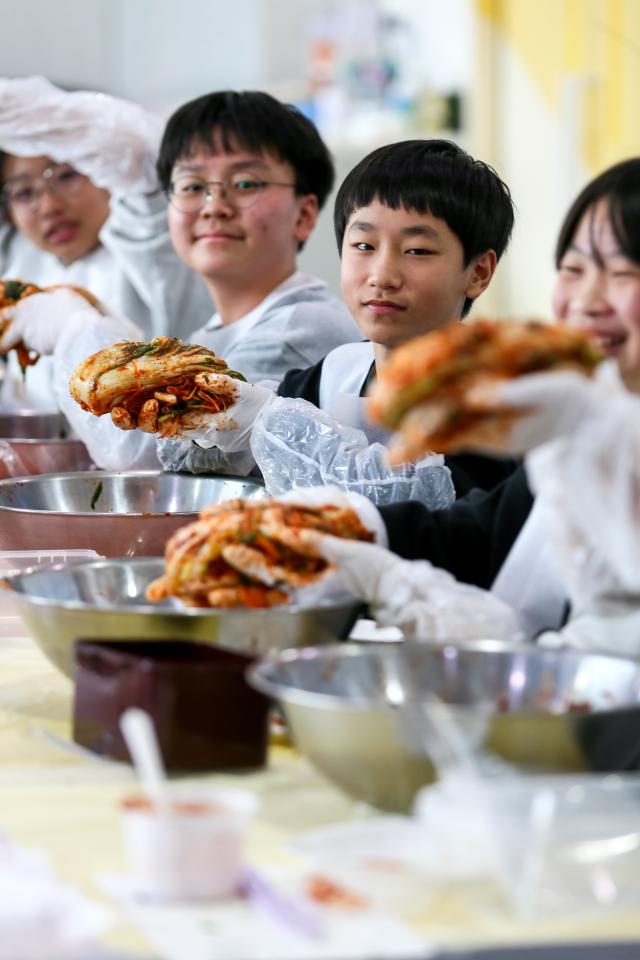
156 89 358 383
0 86 357 469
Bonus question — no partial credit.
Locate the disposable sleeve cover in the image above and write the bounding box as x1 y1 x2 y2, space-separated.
52 309 160 471
100 190 212 342
0 75 162 193
250 396 456 508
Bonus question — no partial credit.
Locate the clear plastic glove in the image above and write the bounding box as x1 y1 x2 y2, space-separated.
175 375 275 453
251 396 455 508
0 288 115 356
0 75 162 193
463 368 605 455
276 485 520 643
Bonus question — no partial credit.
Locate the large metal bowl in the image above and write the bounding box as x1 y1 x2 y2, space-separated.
0 411 67 439
0 471 266 556
7 557 362 678
248 643 640 812
0 410 93 477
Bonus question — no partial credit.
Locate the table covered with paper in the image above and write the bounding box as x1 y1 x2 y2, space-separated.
1 622 640 960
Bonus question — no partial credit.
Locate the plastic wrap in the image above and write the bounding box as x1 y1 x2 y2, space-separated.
415 770 640 919
0 75 162 194
251 396 455 508
0 837 111 958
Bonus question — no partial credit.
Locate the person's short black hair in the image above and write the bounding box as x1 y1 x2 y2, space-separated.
555 158 640 268
334 139 514 317
157 90 334 209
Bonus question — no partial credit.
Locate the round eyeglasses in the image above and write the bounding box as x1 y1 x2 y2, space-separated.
1 164 86 212
167 171 296 213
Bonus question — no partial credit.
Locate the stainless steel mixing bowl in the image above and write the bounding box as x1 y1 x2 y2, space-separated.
0 411 67 439
0 471 266 556
248 643 640 812
0 410 93 477
7 557 362 677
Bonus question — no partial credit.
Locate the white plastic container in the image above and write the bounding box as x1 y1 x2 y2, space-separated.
121 787 259 901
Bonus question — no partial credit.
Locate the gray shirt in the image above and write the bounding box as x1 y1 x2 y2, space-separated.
157 271 360 475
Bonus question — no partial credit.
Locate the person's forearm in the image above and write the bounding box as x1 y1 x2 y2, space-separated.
251 396 455 507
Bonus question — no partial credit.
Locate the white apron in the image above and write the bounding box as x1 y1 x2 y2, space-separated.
491 500 568 641
319 342 391 444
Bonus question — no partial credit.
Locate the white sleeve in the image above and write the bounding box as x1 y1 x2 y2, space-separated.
52 311 159 471
250 396 456 508
526 364 640 605
100 192 213 343
0 76 162 193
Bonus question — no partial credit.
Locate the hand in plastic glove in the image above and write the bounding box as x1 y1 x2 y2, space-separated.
276 484 389 547
275 484 520 642
0 288 105 357
173 375 275 453
462 368 606 455
314 535 521 643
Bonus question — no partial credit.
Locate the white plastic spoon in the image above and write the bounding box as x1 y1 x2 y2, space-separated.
119 707 171 815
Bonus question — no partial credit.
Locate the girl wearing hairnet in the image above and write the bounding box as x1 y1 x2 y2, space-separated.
0 82 357 471
0 76 212 418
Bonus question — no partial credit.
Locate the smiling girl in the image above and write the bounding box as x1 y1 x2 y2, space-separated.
553 158 640 390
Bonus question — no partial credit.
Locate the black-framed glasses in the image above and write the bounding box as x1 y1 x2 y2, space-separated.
167 170 296 213
1 164 86 212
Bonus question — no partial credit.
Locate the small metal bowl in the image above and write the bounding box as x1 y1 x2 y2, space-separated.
7 557 362 678
0 410 93 478
0 471 266 556
248 643 640 812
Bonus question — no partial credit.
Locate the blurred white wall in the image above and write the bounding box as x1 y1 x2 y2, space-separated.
0 0 474 298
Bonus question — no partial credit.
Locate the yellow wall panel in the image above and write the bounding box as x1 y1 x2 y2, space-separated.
474 0 640 171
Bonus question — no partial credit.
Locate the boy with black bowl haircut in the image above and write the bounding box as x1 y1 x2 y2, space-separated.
274 139 517 497
160 138 516 502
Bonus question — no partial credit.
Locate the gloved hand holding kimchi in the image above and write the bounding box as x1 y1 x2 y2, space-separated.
69 336 248 438
263 487 520 642
145 496 376 609
0 280 104 368
368 318 604 460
